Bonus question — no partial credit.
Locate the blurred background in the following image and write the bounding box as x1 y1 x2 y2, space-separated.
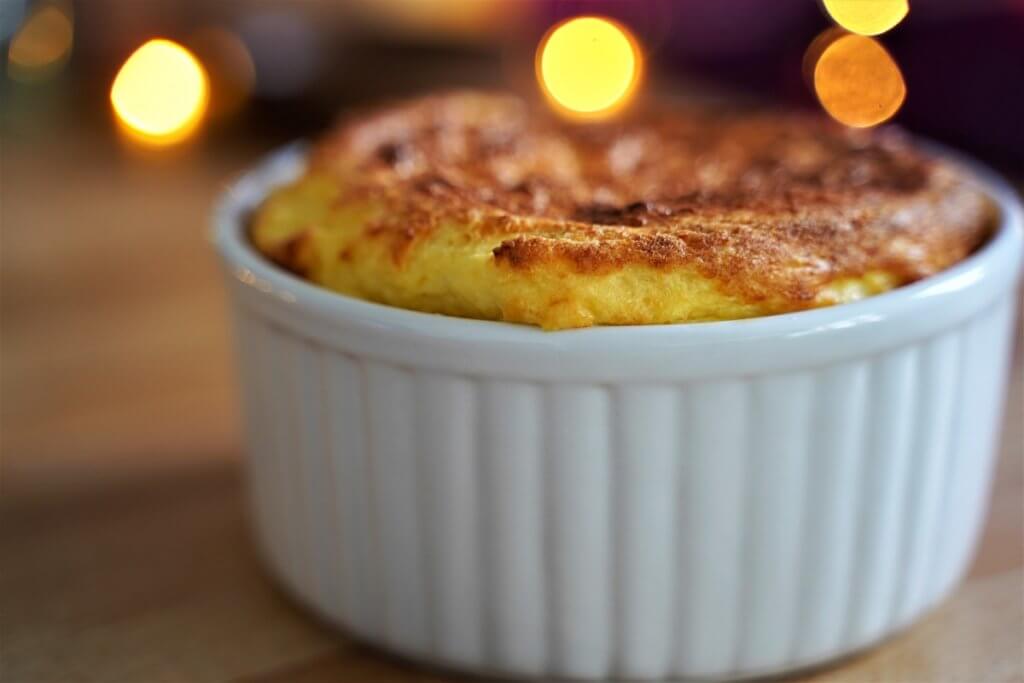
2 1 1023 681
4 0 1024 160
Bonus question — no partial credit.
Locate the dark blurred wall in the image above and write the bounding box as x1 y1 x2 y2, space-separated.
5 0 1024 172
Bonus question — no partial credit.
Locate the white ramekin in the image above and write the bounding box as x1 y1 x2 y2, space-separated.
213 145 1022 681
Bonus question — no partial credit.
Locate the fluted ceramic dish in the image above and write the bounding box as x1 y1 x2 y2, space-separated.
213 144 1022 681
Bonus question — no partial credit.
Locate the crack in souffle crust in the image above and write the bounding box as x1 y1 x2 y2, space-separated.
252 91 997 329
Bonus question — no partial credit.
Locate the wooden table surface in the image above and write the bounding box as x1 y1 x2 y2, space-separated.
2 119 1021 683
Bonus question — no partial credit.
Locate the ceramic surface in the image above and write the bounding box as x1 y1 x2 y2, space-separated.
213 145 1022 680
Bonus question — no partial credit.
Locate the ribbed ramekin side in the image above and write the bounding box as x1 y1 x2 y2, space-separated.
235 312 305 601
732 294 1016 677
726 295 1015 677
927 295 1016 601
477 379 549 674
230 291 1016 681
232 308 281 581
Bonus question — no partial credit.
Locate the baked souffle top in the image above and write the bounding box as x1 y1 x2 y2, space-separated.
251 91 995 329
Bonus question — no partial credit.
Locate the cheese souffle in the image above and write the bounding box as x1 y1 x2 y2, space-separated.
251 91 995 330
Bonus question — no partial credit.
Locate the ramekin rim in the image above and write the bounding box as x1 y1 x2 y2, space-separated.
212 142 1023 348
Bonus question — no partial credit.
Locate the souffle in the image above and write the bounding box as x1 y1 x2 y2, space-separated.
251 91 995 329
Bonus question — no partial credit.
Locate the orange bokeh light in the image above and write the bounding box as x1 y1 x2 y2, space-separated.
7 1 74 82
536 16 643 120
110 39 209 147
821 0 909 36
809 30 906 128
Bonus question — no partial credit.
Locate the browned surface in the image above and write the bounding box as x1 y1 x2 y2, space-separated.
2 119 1022 682
262 91 994 309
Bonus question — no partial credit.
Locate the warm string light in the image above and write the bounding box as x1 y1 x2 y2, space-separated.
188 26 256 121
536 16 642 120
7 1 73 82
809 29 905 128
110 39 209 147
350 0 510 36
821 0 909 36
811 0 909 127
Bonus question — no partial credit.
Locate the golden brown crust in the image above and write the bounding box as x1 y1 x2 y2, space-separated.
255 91 996 326
298 92 994 307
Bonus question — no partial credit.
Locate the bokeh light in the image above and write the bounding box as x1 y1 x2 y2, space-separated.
350 0 511 37
237 12 322 99
7 1 73 83
537 16 642 119
822 0 909 36
810 30 906 128
188 26 255 121
110 39 209 146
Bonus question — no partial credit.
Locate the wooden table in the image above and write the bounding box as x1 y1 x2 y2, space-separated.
2 119 1021 683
